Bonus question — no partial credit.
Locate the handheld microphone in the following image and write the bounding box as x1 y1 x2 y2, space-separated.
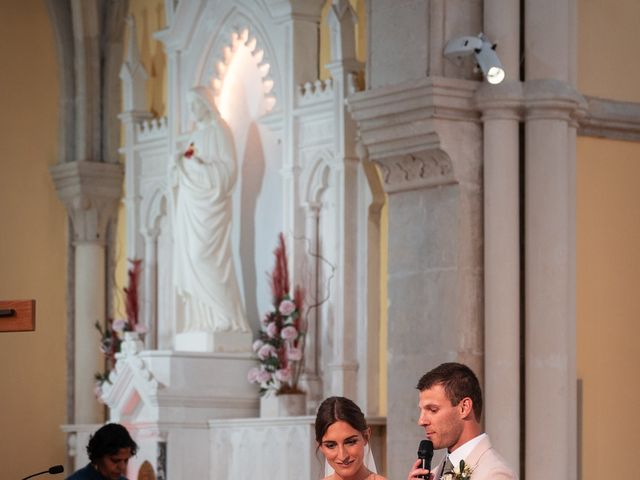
21 465 64 480
417 439 434 479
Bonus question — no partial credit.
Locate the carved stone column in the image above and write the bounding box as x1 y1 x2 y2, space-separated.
51 161 124 424
523 80 585 480
476 79 523 474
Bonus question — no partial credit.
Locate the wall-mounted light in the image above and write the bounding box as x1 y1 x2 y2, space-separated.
444 33 505 85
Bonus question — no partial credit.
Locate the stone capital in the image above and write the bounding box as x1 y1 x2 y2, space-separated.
524 79 588 124
347 76 479 161
50 161 124 244
475 80 524 121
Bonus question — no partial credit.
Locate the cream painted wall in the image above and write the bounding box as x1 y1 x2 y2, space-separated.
578 0 640 102
576 138 640 480
0 1 67 478
576 2 640 479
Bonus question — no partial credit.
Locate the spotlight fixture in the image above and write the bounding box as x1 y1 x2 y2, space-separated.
444 33 505 85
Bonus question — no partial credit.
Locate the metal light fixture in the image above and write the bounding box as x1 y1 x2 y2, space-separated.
444 33 505 85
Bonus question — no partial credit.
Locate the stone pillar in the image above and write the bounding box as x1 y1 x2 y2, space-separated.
476 82 522 473
479 0 522 472
523 80 584 480
348 77 482 480
142 229 159 349
299 204 323 412
523 0 583 478
51 160 124 424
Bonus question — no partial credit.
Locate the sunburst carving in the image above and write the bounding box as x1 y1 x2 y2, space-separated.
208 26 277 115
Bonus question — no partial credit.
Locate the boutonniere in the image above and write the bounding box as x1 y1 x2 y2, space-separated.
443 460 473 480
184 142 196 159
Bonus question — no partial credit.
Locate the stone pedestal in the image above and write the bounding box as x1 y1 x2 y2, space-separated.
260 392 307 417
90 333 259 479
174 330 252 353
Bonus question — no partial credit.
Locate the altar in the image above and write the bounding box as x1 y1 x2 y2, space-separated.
61 1 387 478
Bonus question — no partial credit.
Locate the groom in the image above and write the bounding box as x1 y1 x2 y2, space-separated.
407 362 518 480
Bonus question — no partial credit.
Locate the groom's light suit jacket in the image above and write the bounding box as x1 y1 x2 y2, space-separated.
431 435 518 480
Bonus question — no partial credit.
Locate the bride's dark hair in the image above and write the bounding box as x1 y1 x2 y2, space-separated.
315 396 368 443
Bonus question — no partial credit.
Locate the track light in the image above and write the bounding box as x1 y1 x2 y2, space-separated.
444 33 505 85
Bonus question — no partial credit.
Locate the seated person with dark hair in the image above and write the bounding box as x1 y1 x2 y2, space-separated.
67 423 138 480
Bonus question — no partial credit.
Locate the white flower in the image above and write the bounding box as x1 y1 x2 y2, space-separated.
281 326 298 341
278 299 296 316
287 347 303 361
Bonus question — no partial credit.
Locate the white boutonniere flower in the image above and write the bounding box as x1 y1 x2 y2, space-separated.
442 460 474 480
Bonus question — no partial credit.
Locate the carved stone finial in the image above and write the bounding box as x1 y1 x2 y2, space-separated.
327 0 358 64
120 15 149 112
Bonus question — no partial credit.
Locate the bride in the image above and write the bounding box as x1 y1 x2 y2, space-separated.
315 397 387 480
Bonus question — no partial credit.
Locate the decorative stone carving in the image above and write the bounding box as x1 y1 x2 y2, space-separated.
376 151 454 193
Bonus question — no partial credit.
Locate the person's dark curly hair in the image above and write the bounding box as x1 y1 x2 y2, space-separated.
86 423 138 463
315 396 368 443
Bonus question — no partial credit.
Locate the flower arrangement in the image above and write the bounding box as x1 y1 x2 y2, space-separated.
248 234 305 395
443 460 474 480
94 259 145 389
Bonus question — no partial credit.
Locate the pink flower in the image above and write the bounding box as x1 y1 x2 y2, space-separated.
266 322 278 338
281 326 298 341
261 313 271 326
252 339 264 352
112 318 127 333
275 367 292 382
93 383 103 399
247 367 260 383
256 369 272 383
258 343 277 360
278 299 296 316
287 347 303 361
135 324 147 334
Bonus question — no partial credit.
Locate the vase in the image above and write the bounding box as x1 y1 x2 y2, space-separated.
260 391 307 417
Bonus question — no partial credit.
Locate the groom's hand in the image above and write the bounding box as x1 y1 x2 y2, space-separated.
408 458 431 480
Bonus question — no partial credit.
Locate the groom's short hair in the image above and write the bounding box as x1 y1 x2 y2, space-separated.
416 362 483 421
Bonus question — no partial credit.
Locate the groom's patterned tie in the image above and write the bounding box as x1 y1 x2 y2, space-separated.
440 456 455 479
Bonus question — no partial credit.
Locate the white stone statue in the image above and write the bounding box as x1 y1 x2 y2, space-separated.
169 86 249 346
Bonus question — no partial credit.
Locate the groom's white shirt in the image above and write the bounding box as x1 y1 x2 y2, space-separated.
447 432 487 469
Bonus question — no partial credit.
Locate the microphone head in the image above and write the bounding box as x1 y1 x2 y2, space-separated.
48 465 64 474
417 439 434 460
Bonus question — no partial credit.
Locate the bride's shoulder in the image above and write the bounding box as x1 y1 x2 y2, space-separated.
371 474 388 480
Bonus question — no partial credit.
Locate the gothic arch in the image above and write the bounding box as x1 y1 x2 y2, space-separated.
304 152 333 207
196 7 282 115
142 183 168 235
